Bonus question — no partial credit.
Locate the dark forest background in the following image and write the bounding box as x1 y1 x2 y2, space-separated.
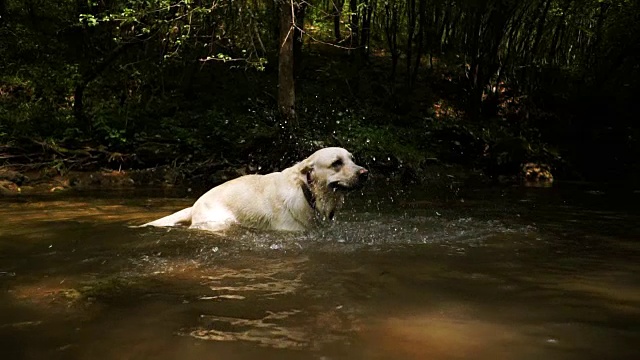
1 0 638 185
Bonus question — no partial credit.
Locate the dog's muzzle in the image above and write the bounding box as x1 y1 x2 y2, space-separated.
329 167 369 190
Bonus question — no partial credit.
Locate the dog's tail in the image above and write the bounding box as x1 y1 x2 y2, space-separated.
137 207 193 228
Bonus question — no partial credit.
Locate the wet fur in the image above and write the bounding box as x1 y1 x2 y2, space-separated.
140 147 368 232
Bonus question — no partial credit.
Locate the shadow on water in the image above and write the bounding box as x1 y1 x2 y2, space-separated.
0 184 639 359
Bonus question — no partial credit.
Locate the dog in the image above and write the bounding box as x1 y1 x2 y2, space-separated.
140 147 368 232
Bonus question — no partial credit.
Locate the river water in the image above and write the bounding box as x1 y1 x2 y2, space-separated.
0 183 639 359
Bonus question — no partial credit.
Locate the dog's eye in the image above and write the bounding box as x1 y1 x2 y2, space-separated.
331 159 343 168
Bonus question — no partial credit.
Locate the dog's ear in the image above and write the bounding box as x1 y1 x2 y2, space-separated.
299 160 313 175
299 159 316 185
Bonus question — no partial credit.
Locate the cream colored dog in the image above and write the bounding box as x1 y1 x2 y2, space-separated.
140 147 368 232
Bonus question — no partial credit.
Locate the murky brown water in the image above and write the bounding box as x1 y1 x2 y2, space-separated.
1 184 639 360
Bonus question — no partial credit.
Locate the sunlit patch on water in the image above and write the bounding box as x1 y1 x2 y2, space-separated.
201 265 304 298
362 310 532 360
180 310 308 349
179 305 363 351
10 276 84 310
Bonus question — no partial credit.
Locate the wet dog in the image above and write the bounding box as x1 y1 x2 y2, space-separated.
140 147 368 232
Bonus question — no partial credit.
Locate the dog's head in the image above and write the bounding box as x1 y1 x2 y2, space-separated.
297 147 368 220
300 147 369 191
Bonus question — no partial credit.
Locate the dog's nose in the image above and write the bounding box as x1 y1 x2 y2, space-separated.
358 168 369 181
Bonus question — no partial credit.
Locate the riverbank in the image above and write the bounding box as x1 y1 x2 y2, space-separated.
0 159 490 196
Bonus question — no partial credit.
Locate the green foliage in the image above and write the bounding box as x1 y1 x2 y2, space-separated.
0 0 637 181
335 114 427 168
77 0 271 64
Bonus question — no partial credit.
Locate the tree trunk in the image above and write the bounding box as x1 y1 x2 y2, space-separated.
278 0 296 129
406 0 416 87
333 0 343 41
548 0 573 64
359 0 374 61
590 1 610 70
466 8 484 120
411 0 426 85
293 1 307 75
529 0 552 63
438 2 452 53
349 0 359 48
503 3 532 66
384 1 400 84
0 0 7 24
446 7 461 51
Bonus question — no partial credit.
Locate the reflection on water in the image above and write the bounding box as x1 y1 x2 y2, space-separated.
184 310 308 348
0 185 639 360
